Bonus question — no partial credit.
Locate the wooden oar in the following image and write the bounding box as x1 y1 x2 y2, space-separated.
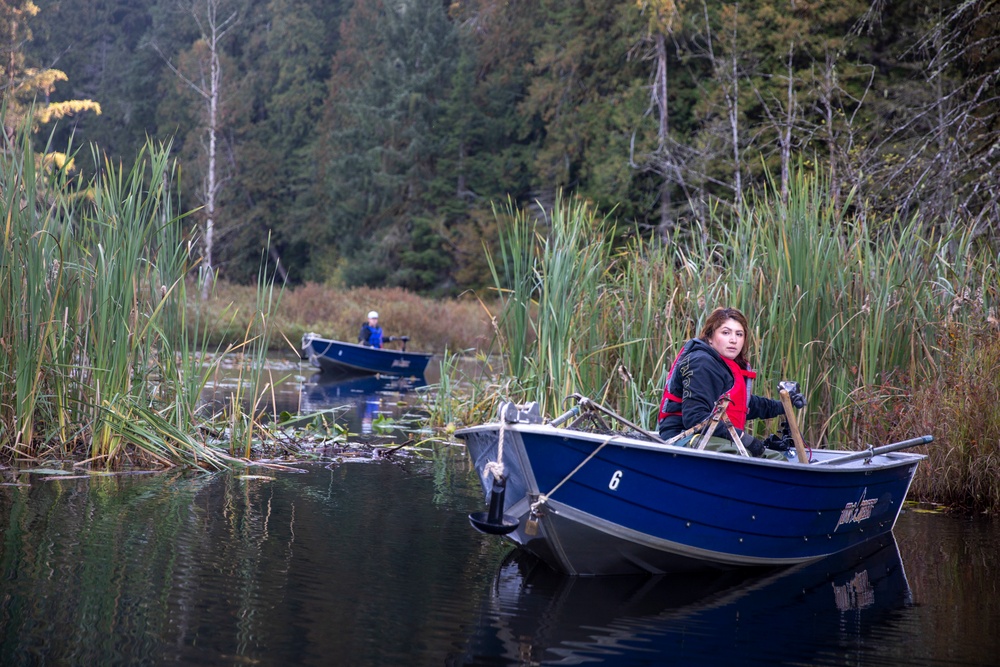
779 389 810 463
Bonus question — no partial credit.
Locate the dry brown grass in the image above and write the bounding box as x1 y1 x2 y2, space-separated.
853 324 1000 514
195 281 495 354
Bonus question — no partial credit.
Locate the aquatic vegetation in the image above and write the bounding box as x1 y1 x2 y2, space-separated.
0 122 291 469
419 347 500 429
859 325 1000 514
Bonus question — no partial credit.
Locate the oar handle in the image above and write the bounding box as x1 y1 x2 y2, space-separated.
815 435 934 466
549 405 580 427
779 389 810 463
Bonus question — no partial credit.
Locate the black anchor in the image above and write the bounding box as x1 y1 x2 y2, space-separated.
468 476 519 535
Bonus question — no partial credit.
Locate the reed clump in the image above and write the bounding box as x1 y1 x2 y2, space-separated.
857 323 1000 513
473 170 999 481
481 193 615 417
0 122 285 469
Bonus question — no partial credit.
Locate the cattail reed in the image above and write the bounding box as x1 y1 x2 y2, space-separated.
0 124 258 469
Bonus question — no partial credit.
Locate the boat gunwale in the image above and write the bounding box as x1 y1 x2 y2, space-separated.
455 421 927 471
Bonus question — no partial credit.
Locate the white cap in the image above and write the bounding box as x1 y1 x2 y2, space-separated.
367 311 378 319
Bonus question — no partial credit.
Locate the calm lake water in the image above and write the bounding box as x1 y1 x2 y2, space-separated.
1 367 998 666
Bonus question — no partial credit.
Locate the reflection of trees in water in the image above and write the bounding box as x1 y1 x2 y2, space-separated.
0 473 211 662
0 460 498 664
892 509 1000 665
2 467 998 665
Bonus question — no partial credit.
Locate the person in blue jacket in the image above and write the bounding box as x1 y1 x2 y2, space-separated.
358 311 383 348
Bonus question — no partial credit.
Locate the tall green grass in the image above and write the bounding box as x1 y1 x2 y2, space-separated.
0 121 286 469
485 193 614 416
476 172 998 452
223 240 288 459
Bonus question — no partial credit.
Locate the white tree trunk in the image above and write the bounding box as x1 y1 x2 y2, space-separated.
153 0 237 300
654 33 672 238
780 45 795 206
201 3 222 300
726 15 742 214
198 0 231 300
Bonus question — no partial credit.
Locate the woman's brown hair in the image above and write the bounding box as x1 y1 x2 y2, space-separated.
699 307 751 367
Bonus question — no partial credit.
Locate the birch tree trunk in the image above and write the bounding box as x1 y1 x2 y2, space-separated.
202 5 222 300
654 33 671 237
780 46 795 206
723 11 741 214
153 0 237 300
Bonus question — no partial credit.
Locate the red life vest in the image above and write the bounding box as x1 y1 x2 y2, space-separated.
720 355 755 429
658 346 756 429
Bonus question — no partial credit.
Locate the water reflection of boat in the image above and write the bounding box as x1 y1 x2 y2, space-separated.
455 534 911 666
299 374 427 434
302 374 427 400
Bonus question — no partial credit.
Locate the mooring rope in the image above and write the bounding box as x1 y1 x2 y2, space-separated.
483 417 507 481
531 432 619 514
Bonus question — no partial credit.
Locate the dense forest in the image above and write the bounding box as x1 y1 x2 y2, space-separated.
5 0 998 294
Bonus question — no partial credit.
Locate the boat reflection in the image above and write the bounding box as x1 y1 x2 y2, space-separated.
456 533 912 666
299 373 427 434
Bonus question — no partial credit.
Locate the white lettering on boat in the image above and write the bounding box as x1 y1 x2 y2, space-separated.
834 488 878 531
391 360 411 368
832 569 875 611
608 470 623 490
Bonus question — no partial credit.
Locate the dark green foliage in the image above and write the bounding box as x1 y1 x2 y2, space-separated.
217 0 338 284
314 0 462 288
397 216 452 292
12 0 999 294
30 0 163 170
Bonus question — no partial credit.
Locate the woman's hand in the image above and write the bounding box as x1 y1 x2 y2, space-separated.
739 433 766 457
778 380 806 409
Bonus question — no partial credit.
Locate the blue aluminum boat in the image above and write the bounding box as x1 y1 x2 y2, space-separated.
301 333 432 377
457 399 928 575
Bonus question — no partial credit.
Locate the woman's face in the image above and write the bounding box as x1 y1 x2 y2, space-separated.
708 318 745 361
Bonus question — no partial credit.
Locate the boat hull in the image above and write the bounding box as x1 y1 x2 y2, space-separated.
459 422 924 575
302 335 432 377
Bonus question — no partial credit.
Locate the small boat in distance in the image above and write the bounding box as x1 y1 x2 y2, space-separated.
301 333 433 377
457 395 929 576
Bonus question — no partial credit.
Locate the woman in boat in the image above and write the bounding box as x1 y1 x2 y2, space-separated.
358 311 383 348
657 306 801 458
